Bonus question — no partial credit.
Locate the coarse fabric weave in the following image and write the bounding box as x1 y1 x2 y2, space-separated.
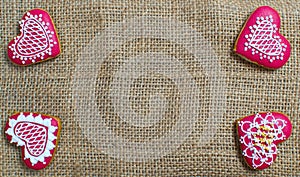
0 1 299 176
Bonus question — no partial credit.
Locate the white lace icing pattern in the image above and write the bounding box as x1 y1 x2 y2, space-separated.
238 112 287 169
244 15 287 63
8 12 57 64
5 113 57 166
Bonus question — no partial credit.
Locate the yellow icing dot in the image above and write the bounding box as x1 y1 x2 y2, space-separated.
259 138 265 143
267 139 272 144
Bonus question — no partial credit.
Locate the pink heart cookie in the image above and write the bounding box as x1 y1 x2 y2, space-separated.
5 112 61 170
7 9 61 66
234 6 291 69
237 112 292 170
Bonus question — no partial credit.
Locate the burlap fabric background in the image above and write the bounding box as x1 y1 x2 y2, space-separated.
0 1 299 176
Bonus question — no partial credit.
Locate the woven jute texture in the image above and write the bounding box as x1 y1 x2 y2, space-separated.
0 1 299 176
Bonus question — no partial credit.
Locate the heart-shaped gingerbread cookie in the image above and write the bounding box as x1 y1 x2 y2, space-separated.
234 6 290 69
5 112 61 170
7 9 61 66
237 112 292 170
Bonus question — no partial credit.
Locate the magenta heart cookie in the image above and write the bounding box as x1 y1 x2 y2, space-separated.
234 6 291 69
5 112 61 170
237 112 292 170
7 9 61 66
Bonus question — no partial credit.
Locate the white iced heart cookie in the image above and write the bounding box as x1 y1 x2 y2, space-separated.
5 112 61 170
